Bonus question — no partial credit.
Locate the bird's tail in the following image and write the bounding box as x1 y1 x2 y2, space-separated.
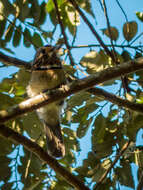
44 122 65 158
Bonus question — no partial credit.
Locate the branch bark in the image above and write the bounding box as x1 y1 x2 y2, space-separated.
0 51 31 70
0 124 89 190
0 57 143 123
88 87 143 113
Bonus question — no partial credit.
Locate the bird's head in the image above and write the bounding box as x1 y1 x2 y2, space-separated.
32 45 62 70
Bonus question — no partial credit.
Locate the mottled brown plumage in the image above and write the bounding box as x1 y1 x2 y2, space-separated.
27 45 66 158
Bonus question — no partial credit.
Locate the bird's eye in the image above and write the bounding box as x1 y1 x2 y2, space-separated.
41 49 46 54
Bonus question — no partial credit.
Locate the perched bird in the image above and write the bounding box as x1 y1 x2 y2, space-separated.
27 45 66 158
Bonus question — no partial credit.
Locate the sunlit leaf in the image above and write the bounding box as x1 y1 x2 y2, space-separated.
123 21 138 42
80 50 108 74
46 0 64 13
66 4 80 26
102 27 119 41
78 0 94 17
136 12 143 22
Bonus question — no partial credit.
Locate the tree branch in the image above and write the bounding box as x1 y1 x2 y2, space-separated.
68 0 113 58
102 0 117 62
0 51 31 70
0 124 89 190
71 44 143 52
52 0 75 66
88 87 143 113
0 57 143 123
94 141 131 189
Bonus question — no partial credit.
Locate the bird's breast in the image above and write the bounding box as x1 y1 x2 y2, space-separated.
27 69 65 97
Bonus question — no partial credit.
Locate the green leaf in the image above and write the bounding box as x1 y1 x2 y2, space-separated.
80 50 108 74
0 137 13 155
66 4 80 26
46 0 64 13
76 117 92 138
22 112 44 141
0 156 11 182
126 113 143 140
16 69 30 88
136 12 143 22
68 91 91 108
23 28 31 47
92 159 111 182
73 104 97 138
123 21 138 42
92 116 116 158
49 9 58 25
0 19 6 38
13 25 22 47
4 24 14 42
19 1 31 21
38 2 47 25
0 93 15 109
102 27 119 41
32 32 43 47
19 148 44 187
31 1 41 22
79 0 94 18
115 160 134 188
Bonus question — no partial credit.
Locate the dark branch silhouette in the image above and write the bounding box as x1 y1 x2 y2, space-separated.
0 124 90 190
0 57 143 123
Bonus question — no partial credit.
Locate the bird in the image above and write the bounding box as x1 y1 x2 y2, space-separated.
27 45 66 158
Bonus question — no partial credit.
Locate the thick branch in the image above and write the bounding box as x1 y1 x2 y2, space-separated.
0 124 89 190
88 87 143 113
0 51 31 70
0 57 143 123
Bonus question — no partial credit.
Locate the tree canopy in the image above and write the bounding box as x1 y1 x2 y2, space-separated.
0 0 143 189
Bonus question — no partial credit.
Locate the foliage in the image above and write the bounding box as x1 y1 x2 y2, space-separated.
0 0 143 190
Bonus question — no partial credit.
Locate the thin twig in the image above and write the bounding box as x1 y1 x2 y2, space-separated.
130 32 143 46
94 141 131 189
97 0 104 12
52 0 75 66
70 44 143 52
102 0 117 63
102 0 131 93
116 0 128 23
68 0 113 58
